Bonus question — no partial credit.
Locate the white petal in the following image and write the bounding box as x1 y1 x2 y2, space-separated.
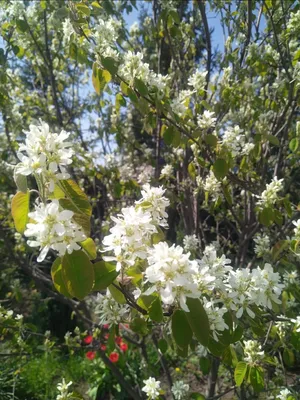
37 246 49 262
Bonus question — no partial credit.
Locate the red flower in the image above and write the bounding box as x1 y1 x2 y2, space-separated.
109 352 119 363
103 324 109 329
115 336 122 345
100 344 107 351
120 343 128 352
104 333 109 340
83 335 93 344
86 351 96 360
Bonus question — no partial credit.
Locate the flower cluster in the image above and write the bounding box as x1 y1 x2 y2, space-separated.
16 120 73 192
183 234 199 253
102 184 285 338
220 125 254 157
103 184 169 271
56 379 73 400
197 110 216 130
145 242 200 312
243 340 264 364
142 377 161 400
171 90 193 117
94 291 130 325
188 70 207 92
226 264 284 318
256 177 284 208
292 219 300 239
24 200 86 262
118 51 169 95
253 233 270 257
160 164 174 179
196 170 222 201
171 380 190 400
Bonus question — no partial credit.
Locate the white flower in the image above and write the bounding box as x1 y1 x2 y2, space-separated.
102 206 156 271
256 177 284 208
62 18 75 44
220 125 254 157
243 340 264 364
118 51 169 94
183 234 199 253
227 263 284 317
283 270 298 286
275 317 291 340
197 110 216 130
142 377 161 400
197 170 222 201
171 90 193 117
188 70 207 92
203 299 228 341
16 120 73 192
292 219 300 239
56 378 73 400
171 381 190 400
253 234 270 257
136 184 170 227
196 344 208 358
145 242 200 312
277 388 292 400
24 200 86 262
160 164 173 179
93 17 120 56
291 316 300 332
94 291 130 325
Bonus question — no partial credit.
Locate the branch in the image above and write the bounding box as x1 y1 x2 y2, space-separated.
240 0 252 66
197 0 211 96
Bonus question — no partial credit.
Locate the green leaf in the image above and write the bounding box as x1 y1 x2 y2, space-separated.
72 212 91 237
62 250 94 300
51 258 71 298
101 57 118 76
213 159 229 180
272 240 289 261
163 125 181 146
158 338 168 354
283 197 293 218
185 298 210 346
208 337 226 357
249 366 264 392
76 3 91 16
80 238 97 260
108 282 126 304
283 348 295 367
289 138 299 152
204 134 218 147
232 325 244 343
200 357 211 375
14 165 27 193
130 317 148 336
149 296 163 322
172 310 193 349
16 19 28 32
258 207 274 226
93 261 119 291
127 87 138 103
222 345 238 367
134 78 148 96
188 162 196 179
266 134 280 146
92 63 108 95
234 362 248 386
11 191 30 233
190 394 206 400
59 180 92 216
